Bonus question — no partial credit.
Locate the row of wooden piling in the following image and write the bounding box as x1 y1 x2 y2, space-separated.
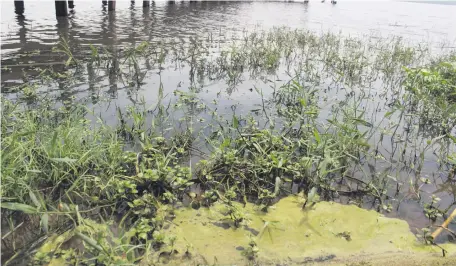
13 1 172 17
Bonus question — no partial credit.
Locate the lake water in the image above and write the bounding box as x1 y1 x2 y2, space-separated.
2 0 456 121
1 0 456 238
1 0 455 61
2 0 455 107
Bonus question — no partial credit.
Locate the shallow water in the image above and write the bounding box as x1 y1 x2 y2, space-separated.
1 0 456 237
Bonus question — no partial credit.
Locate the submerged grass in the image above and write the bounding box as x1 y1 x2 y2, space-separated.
1 27 456 265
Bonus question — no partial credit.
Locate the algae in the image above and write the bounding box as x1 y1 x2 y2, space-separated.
150 196 456 265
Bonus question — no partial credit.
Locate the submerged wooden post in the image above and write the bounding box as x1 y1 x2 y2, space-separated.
68 0 74 9
108 0 116 11
143 0 150 7
14 1 25 15
55 0 68 17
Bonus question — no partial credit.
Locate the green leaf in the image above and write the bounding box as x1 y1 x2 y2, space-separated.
51 157 77 163
1 202 37 214
65 57 73 66
384 110 395 118
278 158 284 168
252 142 264 154
232 115 239 129
313 128 321 144
220 138 231 150
387 175 397 182
12 130 35 139
50 131 58 154
448 134 456 144
75 232 103 252
75 205 83 226
307 187 320 203
420 69 431 76
29 191 41 208
430 135 446 144
89 44 97 54
27 169 42 173
352 118 373 127
41 213 49 233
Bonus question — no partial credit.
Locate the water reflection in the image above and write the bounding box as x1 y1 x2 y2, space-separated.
2 1 454 68
56 17 69 44
107 10 118 99
143 1 152 44
16 14 27 48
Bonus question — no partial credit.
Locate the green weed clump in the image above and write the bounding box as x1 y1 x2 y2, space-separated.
0 98 194 264
196 79 374 212
1 100 123 204
404 55 456 102
401 55 456 133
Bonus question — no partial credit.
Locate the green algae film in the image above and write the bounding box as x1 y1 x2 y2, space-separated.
38 196 456 265
157 196 456 265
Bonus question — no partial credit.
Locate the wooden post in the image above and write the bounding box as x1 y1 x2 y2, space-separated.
68 1 74 9
108 0 116 11
143 1 149 7
431 208 456 241
14 1 25 15
55 0 68 17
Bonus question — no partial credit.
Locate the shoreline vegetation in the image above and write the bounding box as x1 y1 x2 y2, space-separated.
1 27 456 265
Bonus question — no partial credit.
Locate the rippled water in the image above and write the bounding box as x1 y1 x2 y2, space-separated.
2 1 456 110
2 1 456 59
2 1 456 98
1 0 456 236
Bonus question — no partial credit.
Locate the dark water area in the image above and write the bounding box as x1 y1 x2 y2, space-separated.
1 0 456 241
